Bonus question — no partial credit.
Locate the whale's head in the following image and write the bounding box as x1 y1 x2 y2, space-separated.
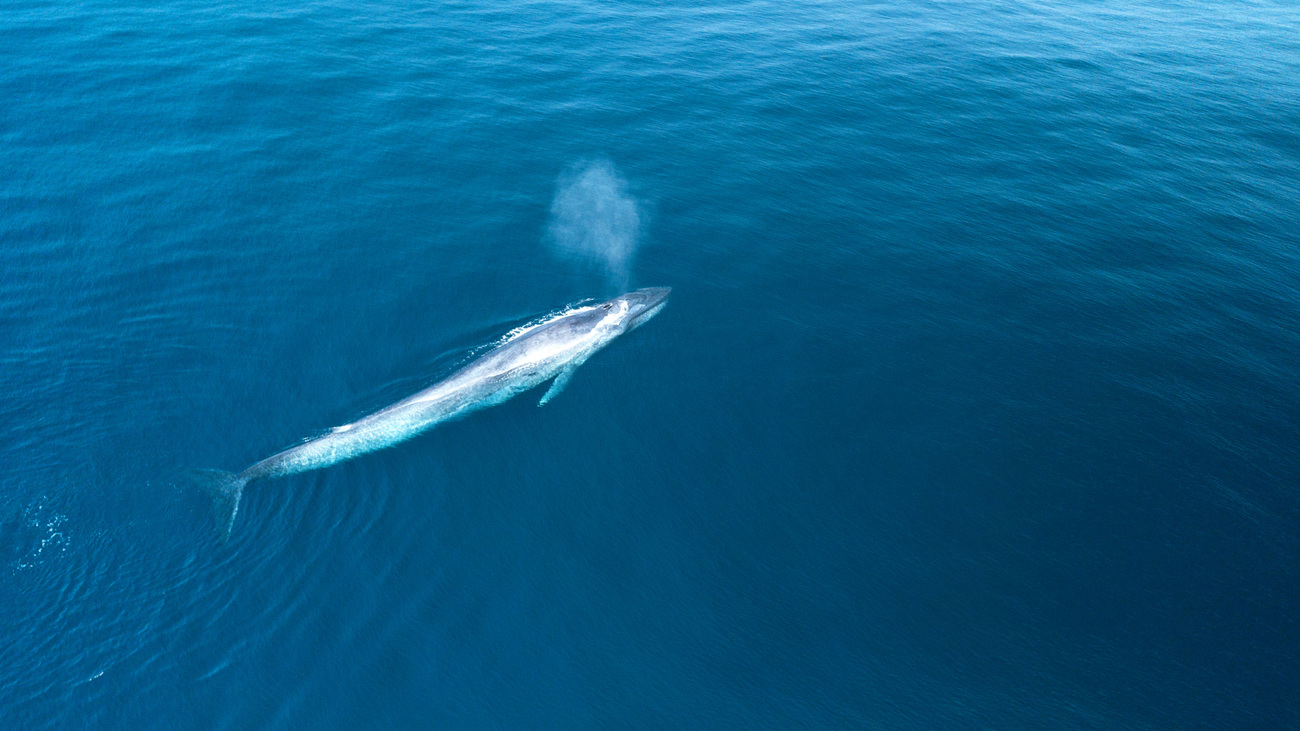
599 287 671 332
525 287 670 351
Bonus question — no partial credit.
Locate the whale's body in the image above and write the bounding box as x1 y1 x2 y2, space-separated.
194 287 670 538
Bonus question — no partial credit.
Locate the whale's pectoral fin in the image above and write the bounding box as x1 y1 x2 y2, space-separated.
540 353 595 406
539 367 577 406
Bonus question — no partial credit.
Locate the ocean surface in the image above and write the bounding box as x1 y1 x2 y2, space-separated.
3 0 1299 727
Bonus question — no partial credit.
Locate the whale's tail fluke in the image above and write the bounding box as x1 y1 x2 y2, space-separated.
187 469 249 541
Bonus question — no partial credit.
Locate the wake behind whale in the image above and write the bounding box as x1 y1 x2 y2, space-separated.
192 287 670 538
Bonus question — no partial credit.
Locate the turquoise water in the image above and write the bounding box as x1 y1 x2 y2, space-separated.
3 0 1299 727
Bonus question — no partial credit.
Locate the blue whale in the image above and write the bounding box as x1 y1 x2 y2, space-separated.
193 287 670 538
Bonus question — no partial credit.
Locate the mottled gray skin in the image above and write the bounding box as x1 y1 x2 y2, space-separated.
197 287 669 537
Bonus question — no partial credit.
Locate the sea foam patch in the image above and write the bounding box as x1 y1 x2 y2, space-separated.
4 498 69 572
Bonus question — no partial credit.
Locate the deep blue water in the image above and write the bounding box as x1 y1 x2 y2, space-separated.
3 0 1299 727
